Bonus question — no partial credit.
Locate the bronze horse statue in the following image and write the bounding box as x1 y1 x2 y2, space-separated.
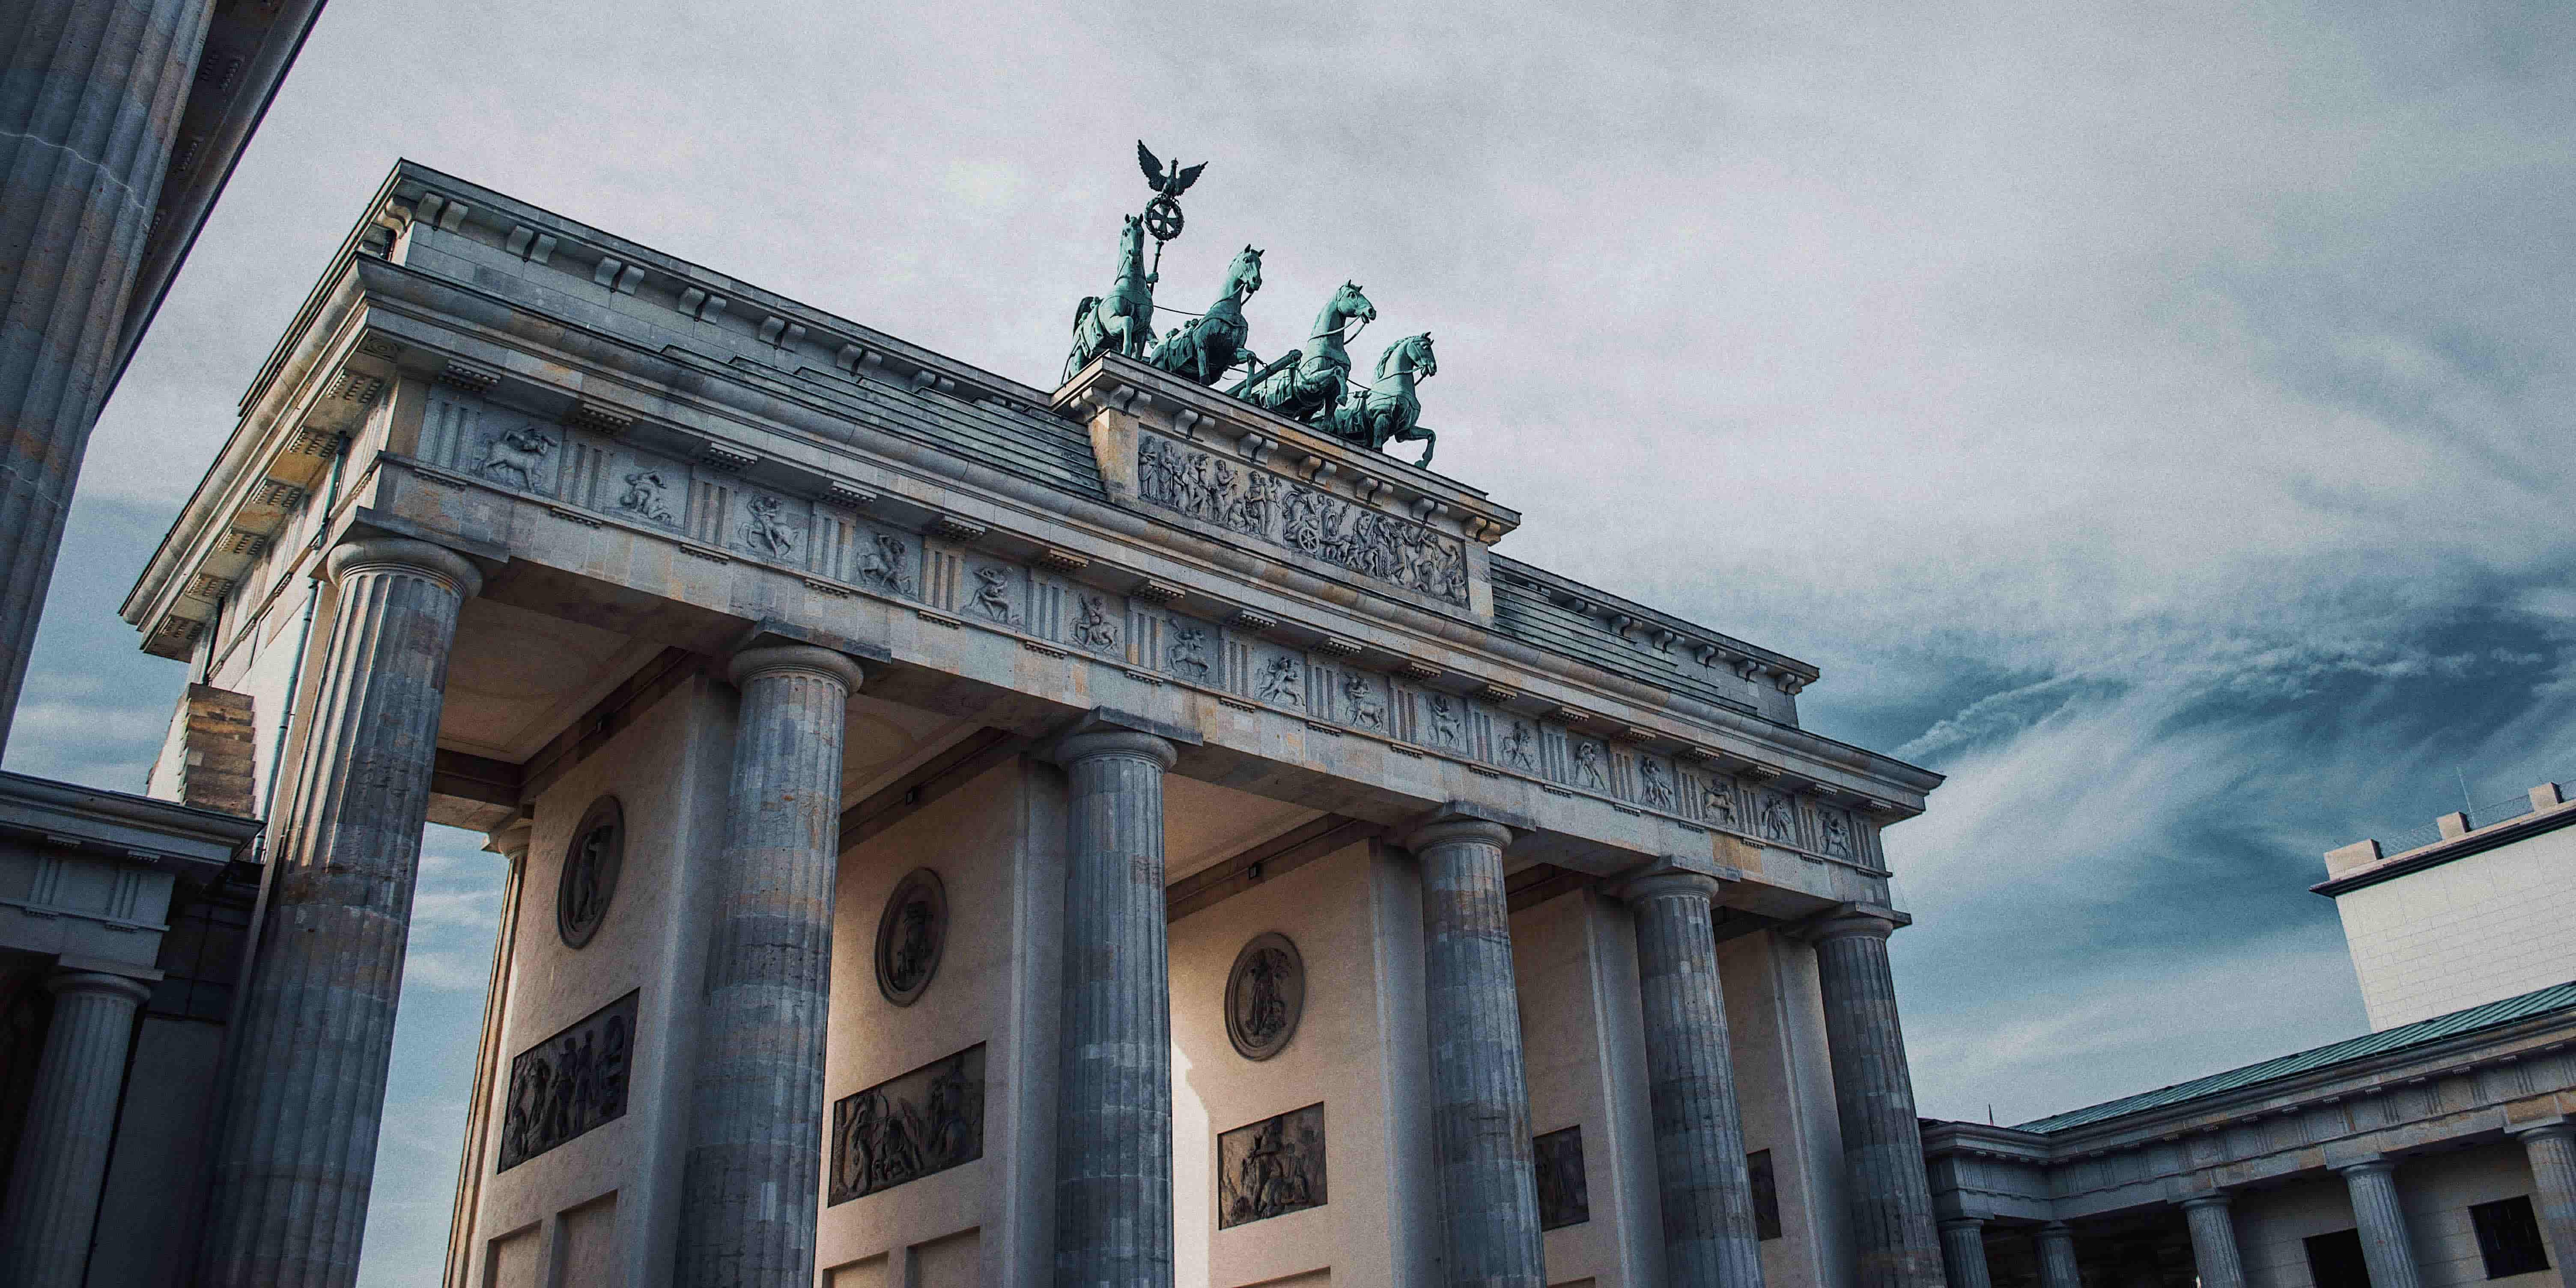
1237 280 1374 425
1326 332 1437 467
1148 244 1263 385
1065 214 1156 383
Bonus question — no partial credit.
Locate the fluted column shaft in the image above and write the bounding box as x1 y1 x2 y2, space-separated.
1623 870 1765 1286
2182 1195 2246 1288
0 0 215 758
675 645 863 1288
2337 1158 2424 1288
1051 728 1179 1288
1808 907 1945 1288
442 818 534 1288
200 537 481 1288
1937 1220 1991 1288
0 969 153 1287
1411 814 1545 1288
2034 1222 2081 1288
2513 1125 2576 1288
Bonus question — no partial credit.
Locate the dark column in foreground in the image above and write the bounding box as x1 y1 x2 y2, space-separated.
1807 904 1947 1288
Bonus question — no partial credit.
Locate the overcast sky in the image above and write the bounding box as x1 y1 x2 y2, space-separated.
16 0 2576 1282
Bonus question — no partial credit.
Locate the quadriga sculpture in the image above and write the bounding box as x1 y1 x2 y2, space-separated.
1065 214 1157 383
1326 332 1437 467
1237 280 1374 425
1148 244 1264 385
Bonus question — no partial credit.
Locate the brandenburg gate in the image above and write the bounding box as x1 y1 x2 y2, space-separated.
123 161 1949 1288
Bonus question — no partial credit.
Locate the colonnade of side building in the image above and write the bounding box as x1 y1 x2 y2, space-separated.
102 531 1951 1287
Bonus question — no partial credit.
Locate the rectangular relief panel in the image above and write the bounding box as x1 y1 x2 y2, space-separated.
1136 433 1470 608
1217 1102 1327 1229
498 990 638 1172
1534 1126 1588 1231
829 1043 987 1205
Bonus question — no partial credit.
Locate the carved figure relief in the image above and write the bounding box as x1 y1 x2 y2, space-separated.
477 423 554 490
874 868 948 1007
1072 595 1119 650
1759 792 1796 844
616 468 675 524
1167 622 1212 680
1218 1103 1327 1229
970 566 1023 626
829 1044 986 1205
1501 721 1536 771
1572 740 1607 790
557 796 623 949
1535 1126 1589 1230
1822 810 1855 859
1225 932 1305 1061
858 532 917 597
1640 759 1676 811
742 492 797 558
498 990 636 1171
1702 777 1739 828
1342 674 1386 730
1257 654 1303 707
1134 434 1471 608
1426 695 1462 748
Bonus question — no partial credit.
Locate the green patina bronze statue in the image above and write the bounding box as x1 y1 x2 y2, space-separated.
1325 332 1437 467
1235 280 1375 425
1148 244 1263 385
1064 213 1157 384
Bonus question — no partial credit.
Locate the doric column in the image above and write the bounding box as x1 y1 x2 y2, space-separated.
2336 1157 2424 1288
0 0 215 758
442 816 534 1288
0 968 154 1288
675 644 864 1288
1050 724 1181 1288
1616 861 1765 1286
2181 1194 2246 1288
1408 808 1546 1288
1805 904 1945 1288
1937 1219 1992 1288
2034 1222 2081 1288
200 536 480 1288
2511 1124 2576 1288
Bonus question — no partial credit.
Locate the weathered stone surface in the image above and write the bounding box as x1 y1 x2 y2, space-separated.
2513 1125 2576 1288
1408 810 1546 1287
2034 1223 2080 1288
1936 1219 1990 1288
443 818 533 1288
0 0 215 760
674 644 862 1287
0 970 154 1288
198 536 480 1288
1809 906 1947 1288
2180 1194 2245 1288
2337 1158 2424 1288
1051 726 1181 1288
1620 866 1766 1286
175 683 258 815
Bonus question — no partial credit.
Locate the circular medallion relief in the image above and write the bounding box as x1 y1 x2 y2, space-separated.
556 796 624 949
875 868 949 1006
1225 932 1305 1061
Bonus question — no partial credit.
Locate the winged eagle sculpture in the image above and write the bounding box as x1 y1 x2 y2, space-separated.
1137 142 1206 200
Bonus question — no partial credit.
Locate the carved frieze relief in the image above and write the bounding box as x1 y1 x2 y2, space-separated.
498 990 637 1172
1218 1103 1327 1228
828 1044 986 1205
1535 1126 1589 1230
1136 432 1468 607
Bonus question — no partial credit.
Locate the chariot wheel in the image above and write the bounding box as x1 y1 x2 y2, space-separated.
1142 196 1184 242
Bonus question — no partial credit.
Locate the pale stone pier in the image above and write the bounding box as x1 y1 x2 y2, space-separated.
123 164 1950 1288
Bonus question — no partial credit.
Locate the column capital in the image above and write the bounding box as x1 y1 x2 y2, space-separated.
1939 1216 1987 1231
2038 1221 2075 1236
1794 900 1913 943
43 968 152 1006
1612 854 1742 905
2332 1154 2400 1177
1399 801 1527 855
2510 1119 2576 1143
2181 1192 2234 1211
727 642 866 692
325 535 483 598
1047 706 1197 769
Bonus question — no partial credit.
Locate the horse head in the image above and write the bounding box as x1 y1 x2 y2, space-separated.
1225 245 1264 301
1330 280 1377 329
1116 214 1147 270
1379 332 1436 381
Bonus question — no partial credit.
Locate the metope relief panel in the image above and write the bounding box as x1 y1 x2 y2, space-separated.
963 561 1026 627
1816 805 1859 862
1495 716 1541 775
469 419 561 498
1696 772 1745 834
1419 692 1468 756
1637 756 1680 814
735 491 805 563
1065 590 1120 656
829 1044 986 1205
1135 432 1470 608
1753 789 1798 847
1161 616 1216 685
498 990 637 1172
811 515 917 598
1249 645 1305 711
1216 1103 1327 1229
